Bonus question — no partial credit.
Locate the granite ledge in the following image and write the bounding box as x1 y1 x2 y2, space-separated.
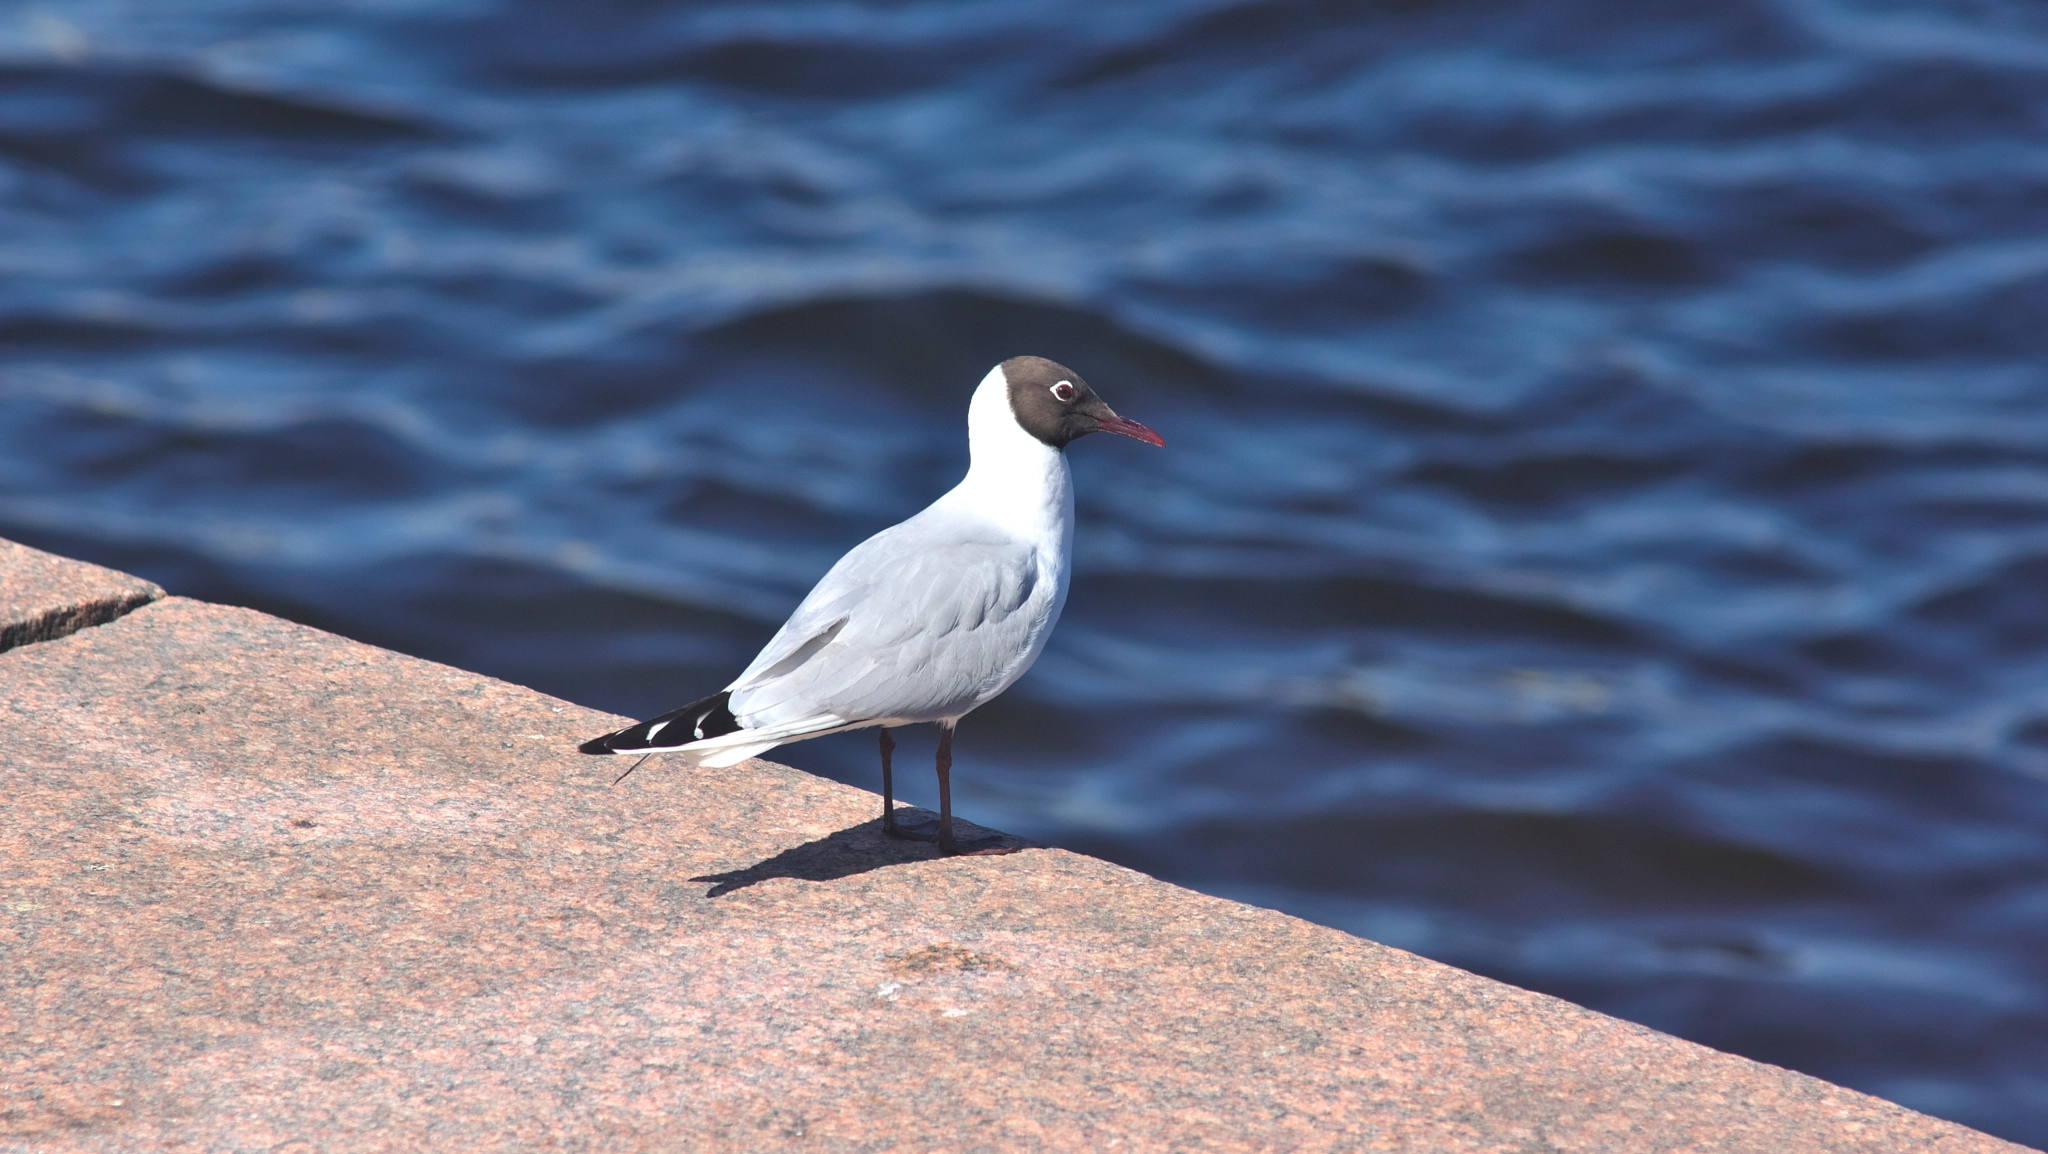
0 548 2033 1152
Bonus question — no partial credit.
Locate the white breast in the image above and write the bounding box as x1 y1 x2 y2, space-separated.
926 364 1076 710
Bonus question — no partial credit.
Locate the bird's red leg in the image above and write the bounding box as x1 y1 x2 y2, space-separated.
935 725 960 855
882 726 936 842
932 724 1018 857
880 727 899 835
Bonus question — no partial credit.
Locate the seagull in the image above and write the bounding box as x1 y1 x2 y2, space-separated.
580 356 1164 855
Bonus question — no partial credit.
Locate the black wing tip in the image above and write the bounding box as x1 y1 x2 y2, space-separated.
692 690 741 740
578 690 740 756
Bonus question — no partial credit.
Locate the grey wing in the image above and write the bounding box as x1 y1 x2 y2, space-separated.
726 520 1045 729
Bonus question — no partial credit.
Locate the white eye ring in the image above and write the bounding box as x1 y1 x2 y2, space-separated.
1051 380 1076 402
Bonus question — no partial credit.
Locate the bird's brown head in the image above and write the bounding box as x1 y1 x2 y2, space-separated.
1000 356 1165 450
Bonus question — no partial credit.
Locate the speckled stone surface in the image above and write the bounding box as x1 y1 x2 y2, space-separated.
0 596 2030 1153
0 537 160 653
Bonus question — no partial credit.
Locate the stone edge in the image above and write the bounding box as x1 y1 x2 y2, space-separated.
0 539 164 653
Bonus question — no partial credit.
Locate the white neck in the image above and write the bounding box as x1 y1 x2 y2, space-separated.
933 364 1073 548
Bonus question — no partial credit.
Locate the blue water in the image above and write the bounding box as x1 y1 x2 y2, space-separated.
4 0 2048 1140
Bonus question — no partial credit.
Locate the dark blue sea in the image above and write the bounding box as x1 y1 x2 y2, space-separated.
5 0 2048 1141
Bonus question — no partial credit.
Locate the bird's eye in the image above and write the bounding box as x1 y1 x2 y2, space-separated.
1051 381 1076 402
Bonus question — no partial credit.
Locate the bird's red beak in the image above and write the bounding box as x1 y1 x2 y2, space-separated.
1097 414 1165 447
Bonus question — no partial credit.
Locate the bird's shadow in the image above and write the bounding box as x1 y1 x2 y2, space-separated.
690 807 1035 897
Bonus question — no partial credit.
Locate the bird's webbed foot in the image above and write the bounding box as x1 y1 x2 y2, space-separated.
883 814 940 843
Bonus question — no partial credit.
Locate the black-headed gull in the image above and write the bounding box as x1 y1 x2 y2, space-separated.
581 356 1164 854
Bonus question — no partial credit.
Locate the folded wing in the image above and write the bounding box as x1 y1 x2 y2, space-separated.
727 515 1046 730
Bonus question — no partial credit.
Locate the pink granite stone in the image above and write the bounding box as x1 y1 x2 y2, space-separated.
0 537 160 653
0 595 2031 1153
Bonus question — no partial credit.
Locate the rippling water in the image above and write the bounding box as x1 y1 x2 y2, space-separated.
5 0 2048 1141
